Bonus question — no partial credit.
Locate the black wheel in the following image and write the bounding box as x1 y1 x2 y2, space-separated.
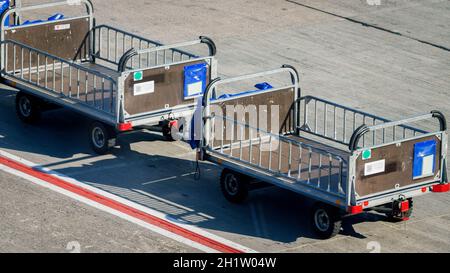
220 169 249 204
89 121 116 155
15 92 41 123
311 202 342 239
162 123 172 141
162 119 183 141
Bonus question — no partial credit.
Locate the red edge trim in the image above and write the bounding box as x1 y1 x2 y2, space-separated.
0 156 242 253
348 205 363 215
117 122 133 132
432 183 450 193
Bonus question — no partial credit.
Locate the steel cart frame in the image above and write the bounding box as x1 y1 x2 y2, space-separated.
200 65 448 239
0 0 217 154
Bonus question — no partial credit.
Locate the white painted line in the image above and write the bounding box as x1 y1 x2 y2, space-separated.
0 164 216 253
142 176 178 185
198 213 215 220
0 149 257 253
141 171 199 185
141 169 211 185
181 172 197 177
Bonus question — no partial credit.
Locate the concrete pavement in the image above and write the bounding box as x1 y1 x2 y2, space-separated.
0 0 449 252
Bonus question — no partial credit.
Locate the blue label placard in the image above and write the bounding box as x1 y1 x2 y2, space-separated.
413 139 436 179
184 63 207 99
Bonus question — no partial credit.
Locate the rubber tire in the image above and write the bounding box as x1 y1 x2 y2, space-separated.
89 121 116 155
15 92 41 124
311 203 342 239
220 169 249 204
162 123 175 141
162 121 183 141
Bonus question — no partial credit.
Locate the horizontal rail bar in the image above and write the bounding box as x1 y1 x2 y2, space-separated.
348 111 446 151
133 37 214 56
203 65 299 107
0 0 93 30
12 0 92 13
117 36 215 72
367 113 432 131
299 95 428 135
92 24 201 60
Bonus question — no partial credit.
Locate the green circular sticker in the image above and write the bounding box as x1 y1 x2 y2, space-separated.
362 149 371 160
134 71 143 81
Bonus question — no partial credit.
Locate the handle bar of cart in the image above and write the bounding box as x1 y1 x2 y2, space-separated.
117 36 216 72
0 0 94 31
349 110 447 151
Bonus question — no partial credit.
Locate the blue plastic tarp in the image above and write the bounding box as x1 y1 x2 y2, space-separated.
0 0 10 26
21 13 64 26
48 13 64 21
214 82 273 100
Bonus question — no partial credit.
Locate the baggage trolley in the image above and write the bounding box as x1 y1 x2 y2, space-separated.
0 0 217 153
200 65 448 239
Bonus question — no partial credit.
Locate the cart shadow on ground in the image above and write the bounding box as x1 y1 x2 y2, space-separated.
0 87 390 245
0 88 97 159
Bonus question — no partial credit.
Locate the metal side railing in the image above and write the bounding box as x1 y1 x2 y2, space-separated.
1 40 117 115
348 111 447 151
91 25 204 70
298 96 428 148
117 36 216 72
205 114 347 197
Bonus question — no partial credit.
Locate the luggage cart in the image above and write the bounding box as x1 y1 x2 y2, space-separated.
0 0 217 154
200 65 448 239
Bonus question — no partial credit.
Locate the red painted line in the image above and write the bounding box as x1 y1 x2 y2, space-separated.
0 155 243 253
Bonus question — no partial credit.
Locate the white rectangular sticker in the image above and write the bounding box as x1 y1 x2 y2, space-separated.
186 81 203 98
421 155 434 177
54 24 71 31
133 81 154 96
364 159 385 176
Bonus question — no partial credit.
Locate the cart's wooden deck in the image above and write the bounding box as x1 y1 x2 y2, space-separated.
284 134 350 159
79 62 121 79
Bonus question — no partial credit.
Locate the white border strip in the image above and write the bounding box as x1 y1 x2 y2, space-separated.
0 149 257 253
